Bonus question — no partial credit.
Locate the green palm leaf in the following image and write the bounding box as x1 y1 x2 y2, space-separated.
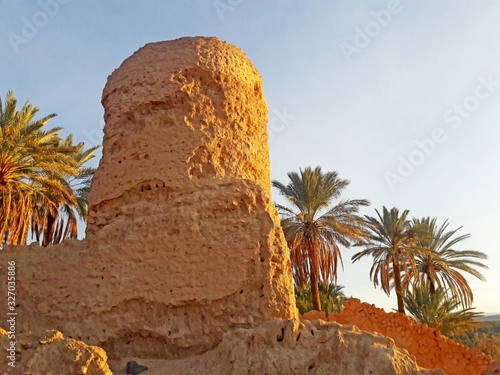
352 206 426 314
407 217 488 308
404 283 482 337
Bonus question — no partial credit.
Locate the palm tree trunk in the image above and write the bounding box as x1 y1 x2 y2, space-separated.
429 277 436 294
42 213 56 247
392 256 405 314
310 270 322 311
308 239 322 311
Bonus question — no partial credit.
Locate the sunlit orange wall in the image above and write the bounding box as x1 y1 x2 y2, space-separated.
302 298 495 375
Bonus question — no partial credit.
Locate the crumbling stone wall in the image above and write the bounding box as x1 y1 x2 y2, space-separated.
303 298 495 375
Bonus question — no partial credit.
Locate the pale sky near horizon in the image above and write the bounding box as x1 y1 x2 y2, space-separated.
1 1 499 313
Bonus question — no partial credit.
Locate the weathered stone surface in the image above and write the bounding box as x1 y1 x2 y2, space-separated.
88 37 272 214
0 36 296 360
0 328 112 375
108 320 445 375
89 37 297 333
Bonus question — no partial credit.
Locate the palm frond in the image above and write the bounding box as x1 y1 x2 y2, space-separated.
0 91 98 246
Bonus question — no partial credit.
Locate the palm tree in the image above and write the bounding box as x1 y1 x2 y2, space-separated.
0 91 98 246
295 282 347 316
408 217 488 308
403 282 482 337
352 206 426 314
272 166 369 311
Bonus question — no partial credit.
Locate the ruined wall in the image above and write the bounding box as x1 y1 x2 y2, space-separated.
303 298 495 375
0 37 296 360
108 319 445 375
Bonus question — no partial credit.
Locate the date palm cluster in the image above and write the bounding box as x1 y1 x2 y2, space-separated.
273 167 488 324
0 91 98 246
352 207 487 314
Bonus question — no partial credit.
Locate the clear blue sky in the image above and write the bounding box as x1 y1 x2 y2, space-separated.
1 0 499 313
